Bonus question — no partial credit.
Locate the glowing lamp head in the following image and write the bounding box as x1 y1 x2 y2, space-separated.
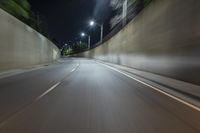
90 21 95 26
81 32 85 37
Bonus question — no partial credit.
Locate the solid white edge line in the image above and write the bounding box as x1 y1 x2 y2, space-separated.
35 82 61 101
98 62 200 112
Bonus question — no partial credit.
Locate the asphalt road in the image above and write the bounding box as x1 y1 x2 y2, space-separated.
0 58 199 133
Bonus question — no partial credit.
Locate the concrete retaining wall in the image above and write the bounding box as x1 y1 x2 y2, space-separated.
0 8 60 71
77 0 200 85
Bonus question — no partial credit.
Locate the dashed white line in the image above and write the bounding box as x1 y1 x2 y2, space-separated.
71 68 76 72
0 64 81 128
0 82 62 128
98 62 200 112
71 64 79 72
35 82 61 101
36 64 80 101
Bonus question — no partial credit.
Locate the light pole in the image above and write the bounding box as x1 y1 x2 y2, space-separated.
122 0 128 26
61 43 68 56
81 32 91 49
89 20 104 43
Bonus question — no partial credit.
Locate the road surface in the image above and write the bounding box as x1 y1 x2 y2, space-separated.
0 58 199 133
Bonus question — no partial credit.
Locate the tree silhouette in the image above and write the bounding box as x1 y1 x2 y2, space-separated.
0 0 30 20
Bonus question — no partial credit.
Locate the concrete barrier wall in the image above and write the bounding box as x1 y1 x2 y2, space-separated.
77 0 200 85
0 8 60 71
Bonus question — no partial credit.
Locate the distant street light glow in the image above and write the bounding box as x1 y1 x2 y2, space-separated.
90 20 95 26
81 32 85 37
80 32 91 49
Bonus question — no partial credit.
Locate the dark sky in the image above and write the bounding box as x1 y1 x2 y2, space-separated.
29 0 114 47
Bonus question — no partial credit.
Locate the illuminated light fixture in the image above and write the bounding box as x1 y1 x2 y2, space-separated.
81 32 85 37
89 20 95 26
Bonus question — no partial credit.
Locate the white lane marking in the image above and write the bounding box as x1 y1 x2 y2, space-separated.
0 64 81 128
0 82 61 128
36 64 79 101
98 62 200 112
71 64 80 72
71 68 76 72
35 82 61 101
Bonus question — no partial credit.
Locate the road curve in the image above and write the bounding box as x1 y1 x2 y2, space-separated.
0 58 199 133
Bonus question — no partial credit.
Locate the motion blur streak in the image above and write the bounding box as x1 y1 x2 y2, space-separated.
0 58 199 133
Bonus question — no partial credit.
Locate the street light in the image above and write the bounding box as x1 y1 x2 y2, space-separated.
122 0 128 26
80 32 91 49
90 21 95 26
89 20 103 43
81 32 85 37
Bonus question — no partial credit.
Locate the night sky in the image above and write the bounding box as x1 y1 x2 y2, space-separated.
29 0 114 47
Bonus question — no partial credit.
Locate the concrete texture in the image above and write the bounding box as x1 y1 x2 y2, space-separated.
0 8 60 71
97 60 200 106
77 0 200 85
